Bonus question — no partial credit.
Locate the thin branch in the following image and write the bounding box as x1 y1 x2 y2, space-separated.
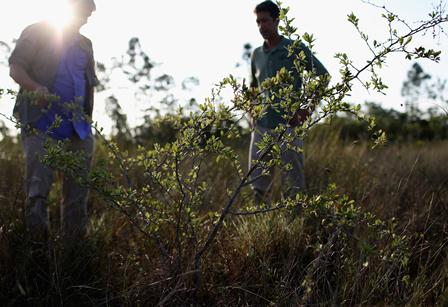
174 151 187 273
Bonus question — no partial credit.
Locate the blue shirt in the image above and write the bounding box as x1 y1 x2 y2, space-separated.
36 36 91 140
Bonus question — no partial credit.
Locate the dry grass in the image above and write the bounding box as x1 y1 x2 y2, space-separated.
0 131 447 305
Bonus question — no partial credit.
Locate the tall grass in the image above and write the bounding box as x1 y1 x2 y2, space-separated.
0 129 447 305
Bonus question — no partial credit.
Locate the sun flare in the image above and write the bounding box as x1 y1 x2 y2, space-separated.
44 0 74 31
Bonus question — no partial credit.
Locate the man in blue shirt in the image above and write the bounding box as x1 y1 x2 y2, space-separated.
9 0 97 242
248 1 329 203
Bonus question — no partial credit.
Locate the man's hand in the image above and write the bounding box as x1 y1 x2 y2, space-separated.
34 85 50 108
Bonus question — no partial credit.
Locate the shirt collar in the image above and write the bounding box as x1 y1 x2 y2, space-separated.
262 36 288 54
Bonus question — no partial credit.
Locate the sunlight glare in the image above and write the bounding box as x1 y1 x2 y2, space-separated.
44 0 73 31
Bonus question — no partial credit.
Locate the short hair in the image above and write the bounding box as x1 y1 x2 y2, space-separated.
70 0 96 12
255 1 280 19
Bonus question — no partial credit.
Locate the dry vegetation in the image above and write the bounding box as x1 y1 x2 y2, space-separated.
0 127 447 306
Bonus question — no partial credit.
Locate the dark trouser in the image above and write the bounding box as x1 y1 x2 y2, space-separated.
21 130 94 240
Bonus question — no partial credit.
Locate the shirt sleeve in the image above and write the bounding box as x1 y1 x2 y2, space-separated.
8 24 40 69
92 51 99 88
82 36 99 88
300 43 329 77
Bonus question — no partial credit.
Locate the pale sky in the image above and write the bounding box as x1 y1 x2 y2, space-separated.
0 0 447 134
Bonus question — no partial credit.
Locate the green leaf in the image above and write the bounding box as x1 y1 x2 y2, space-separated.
404 36 412 46
347 12 359 27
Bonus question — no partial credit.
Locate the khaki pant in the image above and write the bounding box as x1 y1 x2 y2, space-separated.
248 125 306 201
21 130 94 239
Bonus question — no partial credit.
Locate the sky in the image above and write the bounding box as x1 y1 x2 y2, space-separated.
0 0 447 134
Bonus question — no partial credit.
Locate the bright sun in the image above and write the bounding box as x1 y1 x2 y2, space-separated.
44 0 74 30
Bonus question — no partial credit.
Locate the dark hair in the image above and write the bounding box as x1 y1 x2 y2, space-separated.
255 1 280 19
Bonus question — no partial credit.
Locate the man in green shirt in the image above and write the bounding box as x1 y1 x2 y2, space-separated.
248 1 329 202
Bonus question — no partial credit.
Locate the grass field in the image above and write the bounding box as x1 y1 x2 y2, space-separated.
0 128 447 306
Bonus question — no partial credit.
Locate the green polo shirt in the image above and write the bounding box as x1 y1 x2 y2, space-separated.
250 36 328 129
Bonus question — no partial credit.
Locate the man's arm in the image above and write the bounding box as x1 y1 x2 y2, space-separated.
9 64 49 107
9 23 49 106
289 43 330 127
300 43 329 77
9 64 48 93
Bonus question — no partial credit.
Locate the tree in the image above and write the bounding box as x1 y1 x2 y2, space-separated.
96 37 201 142
0 41 11 67
401 63 432 119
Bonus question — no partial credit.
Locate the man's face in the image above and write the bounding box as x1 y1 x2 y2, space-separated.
71 0 96 28
256 11 279 40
